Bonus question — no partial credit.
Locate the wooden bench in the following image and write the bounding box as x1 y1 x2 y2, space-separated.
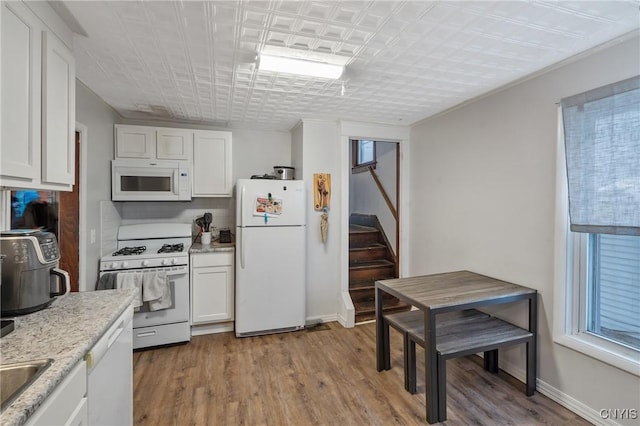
385 310 534 421
382 309 491 393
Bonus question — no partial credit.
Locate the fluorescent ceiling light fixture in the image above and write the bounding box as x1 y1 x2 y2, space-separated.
258 54 344 79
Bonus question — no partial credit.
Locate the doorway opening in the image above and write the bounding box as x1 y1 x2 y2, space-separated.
348 139 409 323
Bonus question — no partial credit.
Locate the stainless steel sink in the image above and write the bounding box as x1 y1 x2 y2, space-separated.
1 359 52 411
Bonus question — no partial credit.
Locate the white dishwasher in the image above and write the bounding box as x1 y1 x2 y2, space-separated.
86 307 134 425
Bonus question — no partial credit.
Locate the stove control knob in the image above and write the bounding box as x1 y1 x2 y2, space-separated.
171 258 177 265
142 260 150 267
110 262 118 269
121 261 128 268
161 259 170 266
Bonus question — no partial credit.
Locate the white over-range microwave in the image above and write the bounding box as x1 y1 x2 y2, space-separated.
112 159 191 201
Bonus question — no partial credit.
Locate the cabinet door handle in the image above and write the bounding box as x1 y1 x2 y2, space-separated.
107 321 125 348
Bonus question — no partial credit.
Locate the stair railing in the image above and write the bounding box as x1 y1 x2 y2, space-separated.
367 166 397 220
368 156 400 276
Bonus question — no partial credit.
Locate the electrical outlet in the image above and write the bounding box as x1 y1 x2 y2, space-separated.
90 229 96 244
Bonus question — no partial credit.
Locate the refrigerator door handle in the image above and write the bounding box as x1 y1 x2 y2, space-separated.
240 184 245 227
240 228 245 269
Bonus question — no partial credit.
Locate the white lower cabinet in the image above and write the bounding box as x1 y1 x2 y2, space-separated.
26 361 87 426
191 251 234 324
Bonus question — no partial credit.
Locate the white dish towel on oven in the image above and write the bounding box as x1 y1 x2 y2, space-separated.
142 271 171 311
116 272 143 309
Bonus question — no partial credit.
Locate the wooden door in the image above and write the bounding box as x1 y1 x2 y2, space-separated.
58 132 80 292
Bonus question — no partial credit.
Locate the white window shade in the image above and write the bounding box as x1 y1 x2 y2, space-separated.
561 76 640 236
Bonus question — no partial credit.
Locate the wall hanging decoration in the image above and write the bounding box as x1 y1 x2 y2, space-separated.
313 173 331 211
314 173 331 243
320 211 329 243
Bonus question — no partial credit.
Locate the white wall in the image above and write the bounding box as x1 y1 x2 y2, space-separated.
349 141 398 252
297 120 342 321
291 122 303 177
76 81 120 290
409 35 640 423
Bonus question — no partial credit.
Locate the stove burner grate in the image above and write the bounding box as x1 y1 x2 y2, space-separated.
112 246 146 256
158 243 184 254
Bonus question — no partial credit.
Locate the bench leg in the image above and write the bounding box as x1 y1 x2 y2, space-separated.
526 338 535 396
526 294 537 396
484 349 499 373
437 354 447 422
406 337 417 394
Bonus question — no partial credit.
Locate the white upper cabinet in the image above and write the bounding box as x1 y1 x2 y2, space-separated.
113 125 232 197
115 125 193 160
42 30 75 186
156 128 192 160
115 125 155 159
192 131 232 197
0 1 75 191
1 2 41 181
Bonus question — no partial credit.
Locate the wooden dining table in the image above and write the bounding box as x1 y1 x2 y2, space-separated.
375 270 538 424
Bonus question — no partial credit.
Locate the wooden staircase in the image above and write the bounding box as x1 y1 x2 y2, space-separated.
349 215 410 323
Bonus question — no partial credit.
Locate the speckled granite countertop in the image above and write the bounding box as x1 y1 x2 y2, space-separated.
0 289 137 426
189 240 235 253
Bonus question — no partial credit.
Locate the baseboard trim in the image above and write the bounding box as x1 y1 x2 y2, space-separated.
191 322 234 336
497 358 620 426
307 314 338 326
338 291 355 328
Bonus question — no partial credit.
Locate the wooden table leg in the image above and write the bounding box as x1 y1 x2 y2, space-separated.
375 286 389 371
437 353 447 422
424 309 439 424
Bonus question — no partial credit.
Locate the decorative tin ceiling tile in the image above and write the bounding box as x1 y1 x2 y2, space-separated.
66 0 639 131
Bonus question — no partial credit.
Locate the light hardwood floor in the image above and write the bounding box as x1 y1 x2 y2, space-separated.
133 322 590 425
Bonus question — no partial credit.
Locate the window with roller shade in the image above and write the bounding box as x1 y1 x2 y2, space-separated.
561 76 640 352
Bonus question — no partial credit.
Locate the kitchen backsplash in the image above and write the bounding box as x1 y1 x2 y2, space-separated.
100 198 235 254
100 201 121 255
120 198 234 236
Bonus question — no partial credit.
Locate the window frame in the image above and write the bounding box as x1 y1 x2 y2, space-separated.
553 108 640 376
351 139 377 174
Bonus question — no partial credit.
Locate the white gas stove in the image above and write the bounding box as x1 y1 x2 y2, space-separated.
99 224 191 271
99 223 192 349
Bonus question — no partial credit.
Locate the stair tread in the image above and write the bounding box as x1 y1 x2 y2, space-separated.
354 298 410 312
349 224 379 233
354 299 412 323
349 243 386 251
349 259 394 269
349 281 375 290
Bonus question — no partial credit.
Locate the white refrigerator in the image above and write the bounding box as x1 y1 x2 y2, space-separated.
235 179 306 336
